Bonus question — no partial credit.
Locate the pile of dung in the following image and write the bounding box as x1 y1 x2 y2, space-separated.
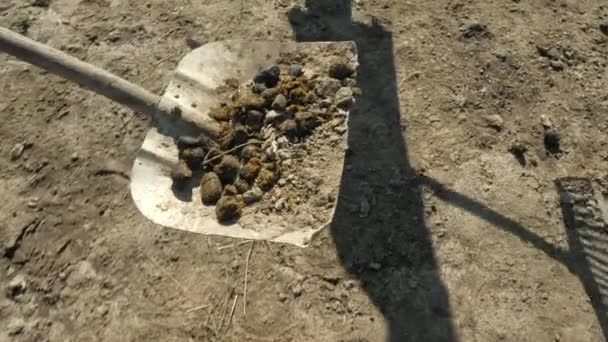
171 59 357 222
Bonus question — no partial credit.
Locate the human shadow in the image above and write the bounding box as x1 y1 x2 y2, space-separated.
289 1 608 340
290 2 457 341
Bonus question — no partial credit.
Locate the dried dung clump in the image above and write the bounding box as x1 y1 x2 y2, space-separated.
171 59 357 222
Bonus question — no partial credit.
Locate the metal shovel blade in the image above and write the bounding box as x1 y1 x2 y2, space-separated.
130 40 358 247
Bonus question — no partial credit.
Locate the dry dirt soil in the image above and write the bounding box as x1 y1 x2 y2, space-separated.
2 0 608 341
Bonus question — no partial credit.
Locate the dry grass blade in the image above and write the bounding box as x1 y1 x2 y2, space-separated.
142 251 195 303
185 304 211 314
229 294 239 325
202 141 262 166
217 292 231 332
243 241 255 316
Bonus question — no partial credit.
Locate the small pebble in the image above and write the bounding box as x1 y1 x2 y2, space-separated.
177 135 202 149
7 274 27 299
485 114 504 131
334 87 354 108
550 60 564 71
251 83 266 94
9 142 26 161
264 110 285 124
243 187 264 204
289 65 303 77
275 198 286 210
333 125 347 135
369 262 381 271
278 179 287 187
272 94 288 111
315 77 342 98
291 283 303 297
261 87 280 102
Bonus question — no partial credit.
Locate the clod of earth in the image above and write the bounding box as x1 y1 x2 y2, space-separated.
6 275 27 299
254 65 281 87
462 23 491 39
544 127 561 154
600 22 608 36
537 45 561 61
509 141 529 166
31 0 51 7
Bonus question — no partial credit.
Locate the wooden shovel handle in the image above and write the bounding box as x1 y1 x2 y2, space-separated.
0 27 221 138
0 27 161 117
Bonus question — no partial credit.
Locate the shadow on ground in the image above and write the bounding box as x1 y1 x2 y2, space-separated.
290 1 456 341
289 1 608 341
420 175 608 339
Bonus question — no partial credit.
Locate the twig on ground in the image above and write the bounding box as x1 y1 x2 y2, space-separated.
243 241 255 316
217 240 251 251
263 240 273 253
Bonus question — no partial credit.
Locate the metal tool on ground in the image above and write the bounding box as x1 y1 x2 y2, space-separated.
0 27 358 246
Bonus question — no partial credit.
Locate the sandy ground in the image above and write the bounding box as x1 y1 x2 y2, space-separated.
1 0 608 341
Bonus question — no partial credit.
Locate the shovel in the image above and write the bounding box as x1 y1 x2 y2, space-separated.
0 27 358 247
